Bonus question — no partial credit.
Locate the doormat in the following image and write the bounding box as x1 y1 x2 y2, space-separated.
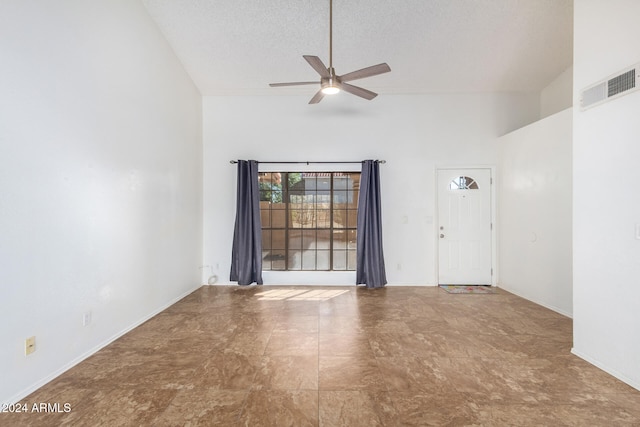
439 285 496 294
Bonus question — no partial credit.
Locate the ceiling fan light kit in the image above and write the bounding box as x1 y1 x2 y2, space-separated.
321 76 340 95
269 0 390 104
322 85 340 95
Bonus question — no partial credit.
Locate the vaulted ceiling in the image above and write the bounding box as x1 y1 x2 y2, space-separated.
142 0 573 96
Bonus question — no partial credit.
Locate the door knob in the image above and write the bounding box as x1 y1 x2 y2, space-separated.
440 233 445 238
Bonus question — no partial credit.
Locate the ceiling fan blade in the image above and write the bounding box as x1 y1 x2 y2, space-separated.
303 55 331 78
269 81 318 87
309 90 325 104
338 82 378 100
339 63 391 82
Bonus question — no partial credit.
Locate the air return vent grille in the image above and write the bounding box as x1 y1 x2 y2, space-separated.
580 63 640 110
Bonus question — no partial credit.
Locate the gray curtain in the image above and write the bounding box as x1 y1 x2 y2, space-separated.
356 160 387 288
230 160 263 285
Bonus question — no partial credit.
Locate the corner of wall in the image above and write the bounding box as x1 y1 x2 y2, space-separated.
540 66 574 119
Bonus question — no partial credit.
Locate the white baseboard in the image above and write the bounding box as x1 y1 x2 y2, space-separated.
385 283 438 287
571 348 640 392
210 282 439 287
5 284 202 405
498 285 573 318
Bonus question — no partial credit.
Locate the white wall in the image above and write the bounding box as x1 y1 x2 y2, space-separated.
0 1 203 403
572 0 640 390
540 66 573 119
498 108 573 317
203 93 539 286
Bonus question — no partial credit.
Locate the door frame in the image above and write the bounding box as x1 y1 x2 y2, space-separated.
435 166 497 286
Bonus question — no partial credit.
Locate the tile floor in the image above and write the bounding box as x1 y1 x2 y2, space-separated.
4 285 640 426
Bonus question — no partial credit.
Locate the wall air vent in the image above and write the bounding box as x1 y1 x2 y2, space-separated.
580 63 640 110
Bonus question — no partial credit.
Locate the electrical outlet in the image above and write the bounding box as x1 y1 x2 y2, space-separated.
82 311 92 327
25 336 36 355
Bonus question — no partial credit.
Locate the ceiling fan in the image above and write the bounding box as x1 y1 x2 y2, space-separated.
269 0 391 104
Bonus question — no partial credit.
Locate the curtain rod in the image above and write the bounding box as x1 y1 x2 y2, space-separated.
229 160 386 165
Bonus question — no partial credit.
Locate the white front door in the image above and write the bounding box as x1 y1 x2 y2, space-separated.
437 168 492 285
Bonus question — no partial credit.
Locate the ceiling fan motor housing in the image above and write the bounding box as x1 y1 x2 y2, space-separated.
321 68 340 93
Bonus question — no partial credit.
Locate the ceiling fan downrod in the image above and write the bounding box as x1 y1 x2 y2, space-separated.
328 0 333 71
324 0 339 93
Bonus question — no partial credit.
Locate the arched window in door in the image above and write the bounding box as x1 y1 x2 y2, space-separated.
449 176 479 190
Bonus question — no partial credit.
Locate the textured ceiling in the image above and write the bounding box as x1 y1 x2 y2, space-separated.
142 0 573 96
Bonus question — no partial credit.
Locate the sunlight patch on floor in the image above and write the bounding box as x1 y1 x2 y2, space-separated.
255 289 349 301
